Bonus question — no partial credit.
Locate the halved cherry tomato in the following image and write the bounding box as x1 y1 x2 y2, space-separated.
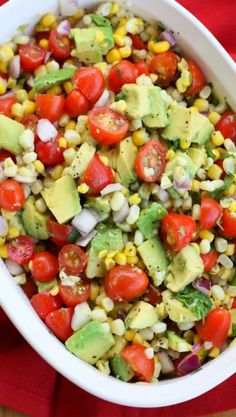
185 61 205 95
22 276 38 299
88 107 129 145
197 307 231 348
143 283 162 306
36 31 50 42
45 307 73 340
121 344 155 382
0 97 16 117
231 297 236 309
73 67 105 104
81 154 114 196
59 279 90 307
36 134 65 166
31 251 59 282
104 265 149 302
0 150 16 163
48 219 73 247
21 114 39 134
216 111 236 143
31 292 62 320
8 236 34 265
201 251 219 273
220 209 236 238
0 70 7 79
134 139 166 183
49 28 72 61
136 60 149 76
58 244 87 276
64 89 90 118
19 44 45 72
36 94 65 122
200 197 223 230
161 213 196 252
0 179 25 212
108 60 137 93
148 51 179 86
130 34 146 50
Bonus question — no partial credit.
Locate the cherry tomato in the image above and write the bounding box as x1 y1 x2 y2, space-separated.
200 197 223 230
31 292 62 320
64 89 90 118
231 297 236 309
73 67 105 104
121 344 155 382
0 97 16 117
36 31 50 42
185 61 205 95
22 276 38 299
136 60 149 76
161 213 196 252
45 307 73 340
31 252 59 282
0 179 25 212
36 134 65 166
143 283 162 306
19 44 45 72
197 307 231 348
88 107 129 145
58 244 87 276
49 28 72 61
36 94 65 123
201 251 219 273
81 154 114 196
8 236 34 265
0 150 16 163
216 111 236 143
148 51 178 86
220 209 236 238
108 60 137 93
21 114 39 133
130 34 146 50
59 279 90 307
134 139 166 183
48 219 73 247
0 70 7 79
104 265 149 302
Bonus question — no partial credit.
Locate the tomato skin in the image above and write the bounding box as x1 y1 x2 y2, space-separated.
0 97 16 117
220 209 236 238
73 67 105 104
22 276 38 299
45 307 73 341
88 107 129 145
185 61 205 95
48 219 73 247
19 44 45 72
130 34 146 50
200 197 223 230
197 307 231 348
58 244 87 276
121 344 155 382
8 236 34 265
161 213 196 252
36 94 65 123
82 154 114 196
231 297 236 309
21 114 39 133
148 51 178 86
136 60 149 76
31 251 59 282
104 265 149 302
201 251 219 273
143 284 162 306
134 139 166 183
49 29 72 61
108 60 137 93
31 292 62 320
64 89 90 118
59 280 90 307
216 112 236 143
0 150 16 163
0 180 25 212
36 135 65 166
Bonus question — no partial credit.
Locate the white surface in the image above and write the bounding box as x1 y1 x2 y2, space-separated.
0 0 236 408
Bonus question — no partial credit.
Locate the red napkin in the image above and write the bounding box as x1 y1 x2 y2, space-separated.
0 1 236 417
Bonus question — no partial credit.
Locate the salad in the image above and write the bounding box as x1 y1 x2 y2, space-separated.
0 0 236 384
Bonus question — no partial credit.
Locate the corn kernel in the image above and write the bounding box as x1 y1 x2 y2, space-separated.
153 40 170 54
129 193 141 205
65 121 76 131
50 165 63 180
225 244 235 256
7 226 20 239
199 230 215 242
0 44 14 62
98 250 108 259
47 85 62 95
207 164 223 180
124 330 135 341
11 103 24 118
193 98 209 112
23 100 36 116
114 26 127 37
105 257 115 270
113 34 124 47
209 347 220 358
229 201 236 212
191 179 200 192
8 77 17 89
119 46 132 58
180 138 191 149
127 255 139 265
0 78 7 95
110 2 120 15
34 65 47 78
16 89 28 103
114 252 127 265
211 131 225 146
225 184 236 197
106 48 121 64
39 39 49 50
98 155 109 166
193 334 200 344
166 149 175 161
90 282 100 301
58 137 67 149
77 183 89 194
28 89 35 101
211 148 220 160
41 13 56 28
34 160 45 174
176 78 187 94
0 237 6 245
133 333 144 344
124 243 137 257
0 245 8 258
208 111 221 126
132 129 148 146
147 40 155 52
63 81 74 94
35 197 47 213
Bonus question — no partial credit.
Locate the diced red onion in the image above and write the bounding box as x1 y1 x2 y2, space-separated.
177 352 201 375
193 277 211 294
101 183 123 196
157 352 175 374
72 209 101 236
0 89 16 99
192 341 204 353
76 230 97 247
44 51 51 64
9 55 20 79
159 29 176 47
57 20 71 36
117 309 126 321
5 258 24 275
59 0 80 16
173 173 191 191
113 199 129 223
0 216 8 237
36 119 58 142
94 89 110 107
157 187 169 203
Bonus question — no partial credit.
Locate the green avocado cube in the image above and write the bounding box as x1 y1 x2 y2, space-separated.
116 137 137 185
125 301 158 329
167 331 192 352
0 115 24 155
110 355 134 381
70 142 96 178
138 237 169 286
34 68 76 92
22 196 50 240
71 27 114 64
137 202 167 239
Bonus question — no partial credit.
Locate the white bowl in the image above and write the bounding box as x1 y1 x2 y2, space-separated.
0 0 236 408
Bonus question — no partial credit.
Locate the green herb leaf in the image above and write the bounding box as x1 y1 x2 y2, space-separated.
206 147 216 160
115 91 126 101
176 285 214 320
168 187 180 200
115 66 123 80
67 229 80 243
90 14 112 28
210 174 234 201
172 140 180 151
16 208 24 218
191 191 201 205
17 23 28 33
232 323 236 338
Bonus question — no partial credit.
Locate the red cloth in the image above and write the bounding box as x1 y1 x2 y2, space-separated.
0 1 236 416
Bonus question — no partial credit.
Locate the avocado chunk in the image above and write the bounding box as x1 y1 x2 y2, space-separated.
110 355 134 381
137 237 169 286
0 115 24 155
229 309 236 336
162 107 214 145
187 147 207 172
162 290 197 323
35 279 57 293
125 301 158 329
70 143 96 179
165 151 197 179
65 320 115 364
34 68 76 92
71 27 114 64
22 196 50 240
41 174 81 224
103 335 128 359
165 245 204 293
85 196 111 220
116 137 137 185
137 202 167 239
167 331 192 352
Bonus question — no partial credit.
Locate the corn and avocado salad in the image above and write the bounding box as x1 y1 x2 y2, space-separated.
0 0 236 383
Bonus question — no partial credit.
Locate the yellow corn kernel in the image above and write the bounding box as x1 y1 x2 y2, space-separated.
124 244 137 257
94 62 108 76
0 237 6 245
104 257 116 270
132 129 148 146
63 81 74 94
208 111 221 126
209 347 220 358
106 317 114 326
90 282 100 301
58 137 67 149
214 300 221 307
95 30 105 43
98 250 108 259
176 78 187 94
180 138 191 150
23 100 36 116
78 183 89 194
28 89 35 101
207 163 223 180
39 39 49 50
193 98 209 112
107 250 118 258
133 333 144 344
0 245 8 258
225 184 236 197
106 48 121 64
211 148 220 160
211 131 225 146
50 285 59 296
34 160 45 174
0 79 7 95
7 226 20 239
124 330 135 341
191 179 200 192
0 62 7 72
11 103 24 118
110 2 120 14
41 13 56 28
115 26 127 37
0 44 14 62
193 334 200 344
229 201 236 212
113 34 124 47
16 89 28 103
188 106 199 112
129 193 141 205
65 121 76 131
114 252 127 265
127 255 139 265
122 187 129 196
119 46 131 58
166 149 175 161
98 155 109 166
147 40 155 52
225 244 235 256
199 229 214 242
47 85 62 95
152 41 170 54
114 100 127 112
118 18 128 27
51 165 64 180
8 77 17 90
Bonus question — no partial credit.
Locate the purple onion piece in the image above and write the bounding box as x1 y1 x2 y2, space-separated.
177 353 201 375
117 309 126 321
173 173 191 191
193 277 211 294
57 20 71 36
0 89 16 99
44 51 51 64
159 29 176 47
192 341 204 353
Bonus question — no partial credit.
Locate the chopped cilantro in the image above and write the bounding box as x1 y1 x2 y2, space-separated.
17 23 28 33
210 174 234 201
206 147 216 160
176 285 214 320
232 323 236 338
115 66 123 80
115 91 126 101
89 14 112 28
